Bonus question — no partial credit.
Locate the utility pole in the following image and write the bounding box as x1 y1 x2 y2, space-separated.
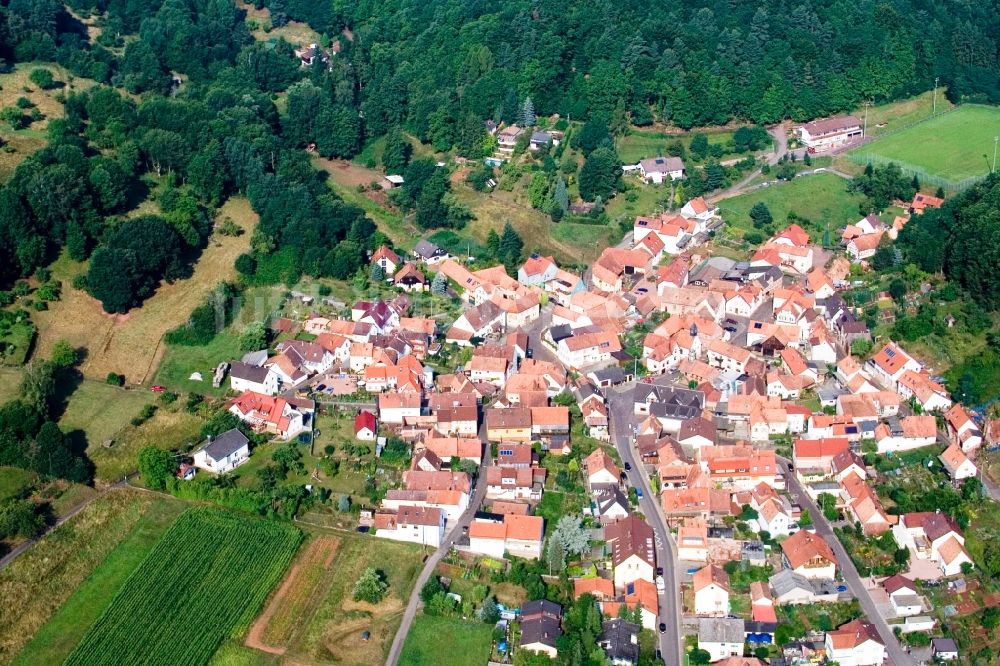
863 101 870 138
994 136 999 173
932 77 939 115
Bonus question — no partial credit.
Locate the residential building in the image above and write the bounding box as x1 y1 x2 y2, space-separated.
638 156 685 184
698 618 745 662
604 515 656 591
693 564 731 616
192 428 249 474
228 392 313 440
373 506 445 547
824 620 885 666
468 514 545 559
781 530 837 580
598 619 640 666
795 115 863 151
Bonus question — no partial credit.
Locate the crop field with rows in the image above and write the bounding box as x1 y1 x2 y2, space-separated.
64 508 301 666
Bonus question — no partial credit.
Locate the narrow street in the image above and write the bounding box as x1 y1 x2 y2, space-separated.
780 459 916 666
607 383 683 666
385 444 493 666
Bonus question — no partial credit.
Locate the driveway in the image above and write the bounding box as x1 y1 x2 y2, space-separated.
780 459 916 666
607 383 682 665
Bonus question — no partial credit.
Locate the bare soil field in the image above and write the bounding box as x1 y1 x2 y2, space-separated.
31 198 257 384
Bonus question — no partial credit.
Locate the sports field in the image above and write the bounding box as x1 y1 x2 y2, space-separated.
849 105 1000 184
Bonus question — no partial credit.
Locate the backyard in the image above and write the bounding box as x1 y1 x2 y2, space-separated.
398 614 494 666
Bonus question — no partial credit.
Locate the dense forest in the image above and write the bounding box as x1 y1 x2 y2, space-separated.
278 0 1000 136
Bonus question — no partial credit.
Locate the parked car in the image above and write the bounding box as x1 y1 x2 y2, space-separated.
656 576 665 592
658 622 666 633
151 385 165 393
635 488 643 499
624 462 631 471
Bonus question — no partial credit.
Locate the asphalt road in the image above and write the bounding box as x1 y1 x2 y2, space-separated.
780 458 915 666
385 441 493 666
607 383 683 666
0 480 126 571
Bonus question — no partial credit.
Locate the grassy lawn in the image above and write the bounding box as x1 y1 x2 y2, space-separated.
58 381 152 450
0 489 174 663
0 367 22 404
11 495 186 666
848 105 1000 183
776 600 862 636
209 641 280 666
0 320 35 366
87 407 205 483
398 614 494 666
31 198 258 385
292 532 426 665
0 467 36 502
716 172 863 243
617 128 747 165
455 185 605 267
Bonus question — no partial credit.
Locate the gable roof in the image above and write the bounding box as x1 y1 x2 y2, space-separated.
693 564 730 594
781 530 837 570
202 428 249 461
604 515 656 567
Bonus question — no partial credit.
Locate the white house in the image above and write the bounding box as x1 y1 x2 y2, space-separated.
374 506 445 548
468 514 545 560
605 516 656 592
192 428 249 474
795 115 863 152
939 443 978 482
693 564 730 616
228 362 279 396
883 575 922 617
698 618 744 662
638 156 685 184
824 620 885 666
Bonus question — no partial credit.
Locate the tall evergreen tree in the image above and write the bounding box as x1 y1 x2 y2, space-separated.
521 96 535 127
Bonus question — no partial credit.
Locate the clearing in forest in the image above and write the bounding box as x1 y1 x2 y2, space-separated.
31 198 257 384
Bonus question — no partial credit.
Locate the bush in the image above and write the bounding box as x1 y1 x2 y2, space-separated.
28 68 55 89
352 567 388 603
106 372 125 386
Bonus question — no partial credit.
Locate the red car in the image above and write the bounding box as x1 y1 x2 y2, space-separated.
151 385 166 393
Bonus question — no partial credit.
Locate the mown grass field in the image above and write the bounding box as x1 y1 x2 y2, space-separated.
0 367 22 405
0 489 177 665
65 508 301 666
87 407 205 483
717 172 863 242
848 105 1000 182
31 198 257 385
11 494 186 666
58 381 152 449
398 615 494 666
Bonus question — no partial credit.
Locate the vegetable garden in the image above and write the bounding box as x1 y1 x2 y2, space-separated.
64 507 301 666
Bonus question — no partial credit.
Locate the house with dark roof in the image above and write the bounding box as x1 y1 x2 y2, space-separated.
638 156 685 184
193 428 249 474
519 600 562 658
412 239 449 265
598 619 640 665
